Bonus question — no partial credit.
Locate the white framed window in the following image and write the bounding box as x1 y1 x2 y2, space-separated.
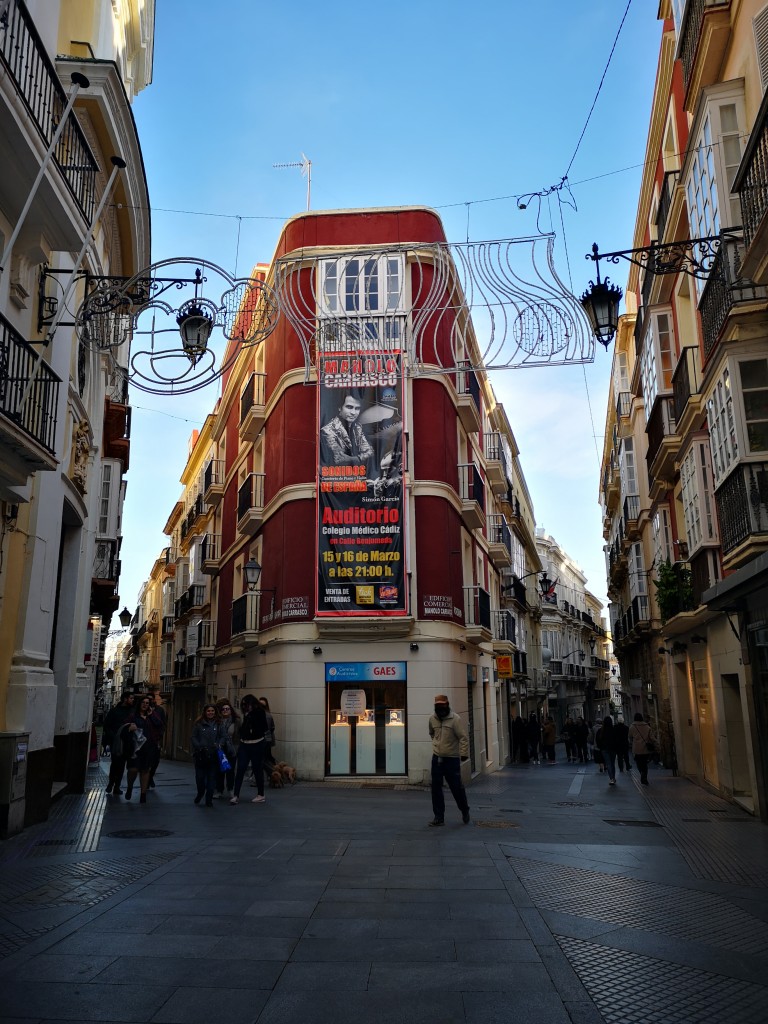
680 439 719 554
640 310 675 408
629 543 648 601
619 437 637 497
613 350 629 405
97 459 121 538
318 254 406 350
651 505 672 567
706 366 738 486
739 357 768 454
685 83 746 255
161 641 174 678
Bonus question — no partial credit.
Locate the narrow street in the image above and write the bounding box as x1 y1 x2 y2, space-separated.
1 754 767 1024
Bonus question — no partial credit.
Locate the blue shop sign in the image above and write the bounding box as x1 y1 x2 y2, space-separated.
326 662 407 682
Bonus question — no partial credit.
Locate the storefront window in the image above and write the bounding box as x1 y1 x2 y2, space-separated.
326 661 407 775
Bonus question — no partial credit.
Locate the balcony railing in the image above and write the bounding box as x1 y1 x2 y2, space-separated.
715 462 768 554
458 463 485 510
174 583 206 619
204 458 224 493
237 472 266 527
672 346 702 423
735 85 768 253
655 169 680 242
198 619 217 651
232 591 260 635
92 539 119 582
463 585 491 631
679 0 730 95
492 609 516 645
0 311 60 454
487 513 512 556
455 362 481 433
0 0 97 221
645 396 676 468
699 232 768 359
240 371 266 424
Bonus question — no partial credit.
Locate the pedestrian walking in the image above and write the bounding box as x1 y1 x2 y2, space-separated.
614 717 632 773
542 715 557 763
574 717 589 763
595 715 618 785
512 713 527 763
230 695 268 805
259 697 277 774
147 691 166 789
586 720 596 763
526 713 541 764
428 694 470 826
191 704 221 807
214 699 239 799
628 713 657 785
562 716 576 762
124 695 165 803
102 692 135 796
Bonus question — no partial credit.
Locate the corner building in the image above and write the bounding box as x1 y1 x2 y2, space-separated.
200 207 546 783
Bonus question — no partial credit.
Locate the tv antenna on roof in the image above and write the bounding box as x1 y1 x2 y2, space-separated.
273 153 311 211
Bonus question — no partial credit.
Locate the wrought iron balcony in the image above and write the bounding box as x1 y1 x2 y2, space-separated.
232 591 260 637
678 0 731 102
672 346 702 424
463 585 491 642
204 458 225 505
237 472 265 534
645 396 677 469
239 372 266 441
200 533 222 574
655 169 680 242
483 432 508 494
458 462 485 531
698 231 768 360
491 608 516 648
0 310 60 462
735 86 768 274
0 0 97 221
455 361 481 433
487 513 512 567
92 539 119 582
174 583 206 619
714 461 768 556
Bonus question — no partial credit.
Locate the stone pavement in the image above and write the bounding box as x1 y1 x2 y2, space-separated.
1 752 768 1024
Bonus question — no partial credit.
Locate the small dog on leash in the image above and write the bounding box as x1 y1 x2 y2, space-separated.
268 768 284 789
277 761 297 785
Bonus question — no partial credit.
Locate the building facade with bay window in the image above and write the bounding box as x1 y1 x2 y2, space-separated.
139 206 564 782
601 1 768 820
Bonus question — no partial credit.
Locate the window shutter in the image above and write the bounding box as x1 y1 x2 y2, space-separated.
755 7 768 92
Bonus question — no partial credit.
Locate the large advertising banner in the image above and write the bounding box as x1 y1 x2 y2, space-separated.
317 351 406 616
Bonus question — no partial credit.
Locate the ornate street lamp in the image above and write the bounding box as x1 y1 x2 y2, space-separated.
118 606 132 628
581 244 623 350
243 558 276 611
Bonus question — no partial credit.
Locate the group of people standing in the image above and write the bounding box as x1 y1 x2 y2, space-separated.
511 713 560 764
102 691 166 803
102 691 278 808
190 694 276 807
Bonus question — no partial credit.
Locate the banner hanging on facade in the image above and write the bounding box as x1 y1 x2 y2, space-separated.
317 351 406 615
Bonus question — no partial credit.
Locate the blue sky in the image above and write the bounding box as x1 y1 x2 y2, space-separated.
120 0 662 618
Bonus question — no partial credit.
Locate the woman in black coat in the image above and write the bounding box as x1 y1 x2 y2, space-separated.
230 695 268 805
125 695 165 803
191 704 222 807
595 716 618 786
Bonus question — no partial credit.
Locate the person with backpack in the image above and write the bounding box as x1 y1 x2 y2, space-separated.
595 715 618 785
628 713 657 786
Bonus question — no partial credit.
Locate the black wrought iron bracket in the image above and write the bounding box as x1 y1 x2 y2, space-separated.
586 230 742 281
37 264 205 334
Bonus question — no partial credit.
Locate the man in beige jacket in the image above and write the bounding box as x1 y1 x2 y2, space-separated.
428 694 470 827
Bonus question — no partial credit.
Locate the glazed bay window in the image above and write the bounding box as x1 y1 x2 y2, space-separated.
639 310 674 409
706 357 768 489
651 505 673 567
685 83 746 290
680 438 718 554
318 254 406 349
619 437 638 498
629 543 649 622
706 366 738 487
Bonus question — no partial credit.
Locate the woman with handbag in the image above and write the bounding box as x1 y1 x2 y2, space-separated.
214 700 239 799
628 713 657 786
125 695 165 804
259 697 277 774
191 704 221 807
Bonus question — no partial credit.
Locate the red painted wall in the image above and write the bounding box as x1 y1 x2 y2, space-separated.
415 495 464 624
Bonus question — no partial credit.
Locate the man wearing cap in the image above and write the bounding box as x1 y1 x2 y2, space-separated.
428 694 470 826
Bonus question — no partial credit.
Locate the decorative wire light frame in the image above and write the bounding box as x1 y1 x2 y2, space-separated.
274 233 595 381
74 257 280 395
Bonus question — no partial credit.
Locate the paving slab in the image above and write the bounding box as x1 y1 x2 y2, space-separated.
2 752 768 1023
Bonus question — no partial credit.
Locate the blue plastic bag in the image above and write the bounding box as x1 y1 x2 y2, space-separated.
217 748 231 772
